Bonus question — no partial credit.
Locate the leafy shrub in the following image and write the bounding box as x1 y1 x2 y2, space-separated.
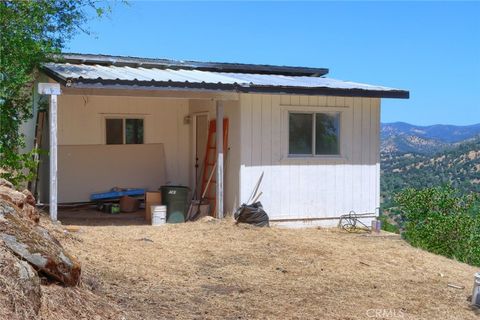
378 215 400 234
395 185 480 266
0 147 39 188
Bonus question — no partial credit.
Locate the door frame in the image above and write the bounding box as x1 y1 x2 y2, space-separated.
191 112 210 198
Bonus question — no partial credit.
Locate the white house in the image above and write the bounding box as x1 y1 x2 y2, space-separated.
28 53 408 227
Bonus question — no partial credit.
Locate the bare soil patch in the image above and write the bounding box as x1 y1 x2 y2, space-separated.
59 215 479 320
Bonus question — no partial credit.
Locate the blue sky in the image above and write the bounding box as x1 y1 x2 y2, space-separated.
66 1 480 126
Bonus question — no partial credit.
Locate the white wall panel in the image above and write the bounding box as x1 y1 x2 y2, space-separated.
239 93 381 226
56 95 190 188
49 90 381 222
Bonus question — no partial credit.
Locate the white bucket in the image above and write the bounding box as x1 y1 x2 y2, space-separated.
151 205 167 226
473 272 480 307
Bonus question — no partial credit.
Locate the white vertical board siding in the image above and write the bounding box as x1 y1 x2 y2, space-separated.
373 99 381 212
223 100 241 213
239 93 381 227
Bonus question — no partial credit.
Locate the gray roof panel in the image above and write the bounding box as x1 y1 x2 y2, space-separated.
60 53 329 76
42 62 409 99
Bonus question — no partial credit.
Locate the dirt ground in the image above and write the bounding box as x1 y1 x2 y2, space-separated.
56 210 479 320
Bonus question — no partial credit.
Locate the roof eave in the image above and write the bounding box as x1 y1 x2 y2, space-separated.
241 85 410 99
42 70 409 99
41 65 69 86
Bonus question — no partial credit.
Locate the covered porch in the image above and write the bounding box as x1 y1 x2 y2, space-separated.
38 84 240 223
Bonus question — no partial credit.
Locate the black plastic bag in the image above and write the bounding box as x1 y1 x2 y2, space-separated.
234 202 269 227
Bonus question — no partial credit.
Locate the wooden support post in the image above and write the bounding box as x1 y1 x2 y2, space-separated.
215 100 224 219
38 83 61 221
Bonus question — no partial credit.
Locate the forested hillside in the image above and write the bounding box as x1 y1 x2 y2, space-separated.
381 135 480 209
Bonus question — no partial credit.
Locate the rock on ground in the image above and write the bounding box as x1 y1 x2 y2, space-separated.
0 243 41 320
0 199 81 286
0 186 39 223
0 186 26 207
0 178 13 189
22 189 36 206
0 179 122 320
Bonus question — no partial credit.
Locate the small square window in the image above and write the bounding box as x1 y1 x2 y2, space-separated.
126 119 144 144
315 113 340 155
289 113 313 155
106 119 123 145
105 118 144 145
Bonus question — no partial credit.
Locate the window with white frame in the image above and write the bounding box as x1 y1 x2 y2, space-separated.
288 112 340 156
105 118 144 144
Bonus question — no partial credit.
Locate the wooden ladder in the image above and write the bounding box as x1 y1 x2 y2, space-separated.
28 110 47 198
200 118 229 217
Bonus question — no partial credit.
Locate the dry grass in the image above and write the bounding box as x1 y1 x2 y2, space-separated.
1 213 125 320
39 285 124 320
0 246 40 320
57 215 479 320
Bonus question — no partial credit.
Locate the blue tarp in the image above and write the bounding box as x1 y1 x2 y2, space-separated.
90 188 145 201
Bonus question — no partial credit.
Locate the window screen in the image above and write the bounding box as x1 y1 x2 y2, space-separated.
126 119 144 144
289 113 313 155
106 119 123 145
315 113 340 155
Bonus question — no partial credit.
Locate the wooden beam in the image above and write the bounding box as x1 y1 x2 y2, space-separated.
215 100 224 219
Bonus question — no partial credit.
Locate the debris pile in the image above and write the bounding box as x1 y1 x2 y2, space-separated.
234 172 269 227
234 202 269 227
0 179 81 318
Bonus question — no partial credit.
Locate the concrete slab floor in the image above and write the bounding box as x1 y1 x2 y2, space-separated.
57 207 148 226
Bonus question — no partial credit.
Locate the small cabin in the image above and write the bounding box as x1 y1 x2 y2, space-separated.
27 53 408 227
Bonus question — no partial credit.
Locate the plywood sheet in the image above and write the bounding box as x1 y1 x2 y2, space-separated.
58 143 166 203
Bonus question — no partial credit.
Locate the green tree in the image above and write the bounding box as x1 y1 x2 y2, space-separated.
0 0 112 186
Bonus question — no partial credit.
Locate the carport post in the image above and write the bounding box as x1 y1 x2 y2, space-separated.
38 83 61 221
215 100 224 219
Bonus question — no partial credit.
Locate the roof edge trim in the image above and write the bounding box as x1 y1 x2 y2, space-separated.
44 71 409 99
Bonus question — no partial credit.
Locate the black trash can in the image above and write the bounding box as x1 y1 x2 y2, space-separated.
160 186 190 223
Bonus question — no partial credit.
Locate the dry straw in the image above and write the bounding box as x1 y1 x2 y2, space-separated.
53 213 479 320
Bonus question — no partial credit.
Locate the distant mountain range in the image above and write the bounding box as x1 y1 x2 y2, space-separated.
380 122 480 209
381 122 480 154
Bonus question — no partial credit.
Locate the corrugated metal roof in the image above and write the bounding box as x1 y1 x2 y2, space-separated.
42 61 409 99
60 53 329 77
